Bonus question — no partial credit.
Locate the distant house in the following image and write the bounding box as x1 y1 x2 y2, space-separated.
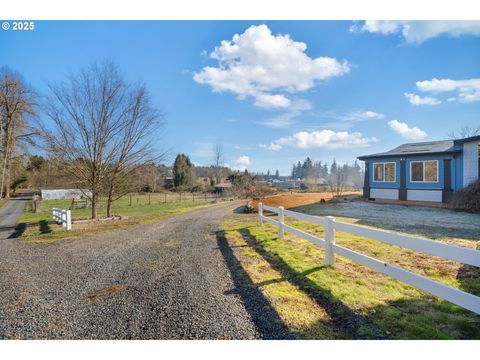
268 178 300 189
358 136 480 203
214 182 232 193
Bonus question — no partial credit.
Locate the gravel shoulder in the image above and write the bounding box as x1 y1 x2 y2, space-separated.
0 200 290 339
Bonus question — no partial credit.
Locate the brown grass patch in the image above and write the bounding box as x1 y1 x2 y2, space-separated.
87 284 127 300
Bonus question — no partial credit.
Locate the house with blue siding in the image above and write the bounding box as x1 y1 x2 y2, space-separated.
357 135 480 203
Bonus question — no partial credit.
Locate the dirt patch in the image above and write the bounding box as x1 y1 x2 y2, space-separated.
250 192 359 211
87 284 127 301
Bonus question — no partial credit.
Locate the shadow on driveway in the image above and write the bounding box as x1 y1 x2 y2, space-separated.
216 230 294 340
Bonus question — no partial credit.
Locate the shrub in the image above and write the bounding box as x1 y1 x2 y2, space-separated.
449 180 480 213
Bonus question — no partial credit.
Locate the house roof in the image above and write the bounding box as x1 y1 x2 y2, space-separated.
357 139 460 160
453 135 480 145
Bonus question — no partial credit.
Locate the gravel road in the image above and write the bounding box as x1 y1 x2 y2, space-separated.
0 195 29 240
0 201 291 339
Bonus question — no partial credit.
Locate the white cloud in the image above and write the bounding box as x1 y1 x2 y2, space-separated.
388 120 427 140
193 24 350 109
404 92 441 106
262 130 377 151
415 78 480 103
353 20 480 43
259 143 282 151
338 110 384 121
233 155 251 171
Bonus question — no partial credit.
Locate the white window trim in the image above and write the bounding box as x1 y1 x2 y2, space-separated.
410 160 439 183
373 162 396 183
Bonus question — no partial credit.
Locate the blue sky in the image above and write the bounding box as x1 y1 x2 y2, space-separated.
1 20 479 175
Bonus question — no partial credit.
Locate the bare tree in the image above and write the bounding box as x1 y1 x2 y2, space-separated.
103 86 165 217
327 166 347 196
0 69 36 198
213 143 224 184
41 61 163 219
446 125 480 139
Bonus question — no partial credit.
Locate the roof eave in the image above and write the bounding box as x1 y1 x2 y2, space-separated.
357 150 461 161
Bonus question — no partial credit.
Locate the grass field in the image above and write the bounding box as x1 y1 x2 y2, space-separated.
16 193 228 242
219 211 480 339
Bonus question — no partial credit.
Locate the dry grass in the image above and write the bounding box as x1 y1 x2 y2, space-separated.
87 284 128 301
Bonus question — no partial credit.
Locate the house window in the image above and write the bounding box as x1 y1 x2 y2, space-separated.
373 162 396 182
410 160 438 182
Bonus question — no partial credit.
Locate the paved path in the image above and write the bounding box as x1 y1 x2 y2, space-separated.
0 201 291 339
0 195 29 240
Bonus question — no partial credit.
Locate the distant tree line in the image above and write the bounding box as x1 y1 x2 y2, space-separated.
291 157 364 194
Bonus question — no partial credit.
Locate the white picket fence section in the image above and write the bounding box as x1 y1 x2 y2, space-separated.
258 203 480 314
52 208 72 231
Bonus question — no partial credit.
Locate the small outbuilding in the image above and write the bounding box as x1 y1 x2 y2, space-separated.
357 135 480 203
40 189 92 200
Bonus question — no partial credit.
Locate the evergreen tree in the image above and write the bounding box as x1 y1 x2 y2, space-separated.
330 158 338 174
173 154 193 187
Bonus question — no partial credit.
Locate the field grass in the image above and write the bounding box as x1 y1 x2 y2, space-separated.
0 199 9 210
16 193 226 242
219 213 480 339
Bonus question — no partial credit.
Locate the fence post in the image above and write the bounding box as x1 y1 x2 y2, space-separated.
61 210 67 228
278 206 284 239
325 216 336 267
66 210 72 231
258 202 263 225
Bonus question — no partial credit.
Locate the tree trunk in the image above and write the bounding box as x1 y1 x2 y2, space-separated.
4 163 10 198
91 192 98 219
106 184 114 218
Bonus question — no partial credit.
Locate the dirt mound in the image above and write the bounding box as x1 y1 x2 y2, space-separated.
249 192 358 211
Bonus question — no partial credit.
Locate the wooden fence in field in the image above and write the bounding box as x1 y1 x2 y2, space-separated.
258 203 480 314
124 192 233 206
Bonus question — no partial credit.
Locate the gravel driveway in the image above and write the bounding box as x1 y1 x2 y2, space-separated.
0 201 291 339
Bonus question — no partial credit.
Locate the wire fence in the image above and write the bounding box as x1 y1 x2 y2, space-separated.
118 192 235 206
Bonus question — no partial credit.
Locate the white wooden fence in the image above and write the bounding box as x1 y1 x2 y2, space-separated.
258 203 480 314
52 208 72 231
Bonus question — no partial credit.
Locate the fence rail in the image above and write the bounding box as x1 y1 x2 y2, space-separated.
258 202 480 314
52 208 72 231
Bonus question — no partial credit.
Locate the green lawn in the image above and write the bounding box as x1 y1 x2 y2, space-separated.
17 193 223 242
219 213 480 339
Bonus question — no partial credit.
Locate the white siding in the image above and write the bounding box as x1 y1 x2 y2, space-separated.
407 190 442 202
370 188 399 200
463 141 479 187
